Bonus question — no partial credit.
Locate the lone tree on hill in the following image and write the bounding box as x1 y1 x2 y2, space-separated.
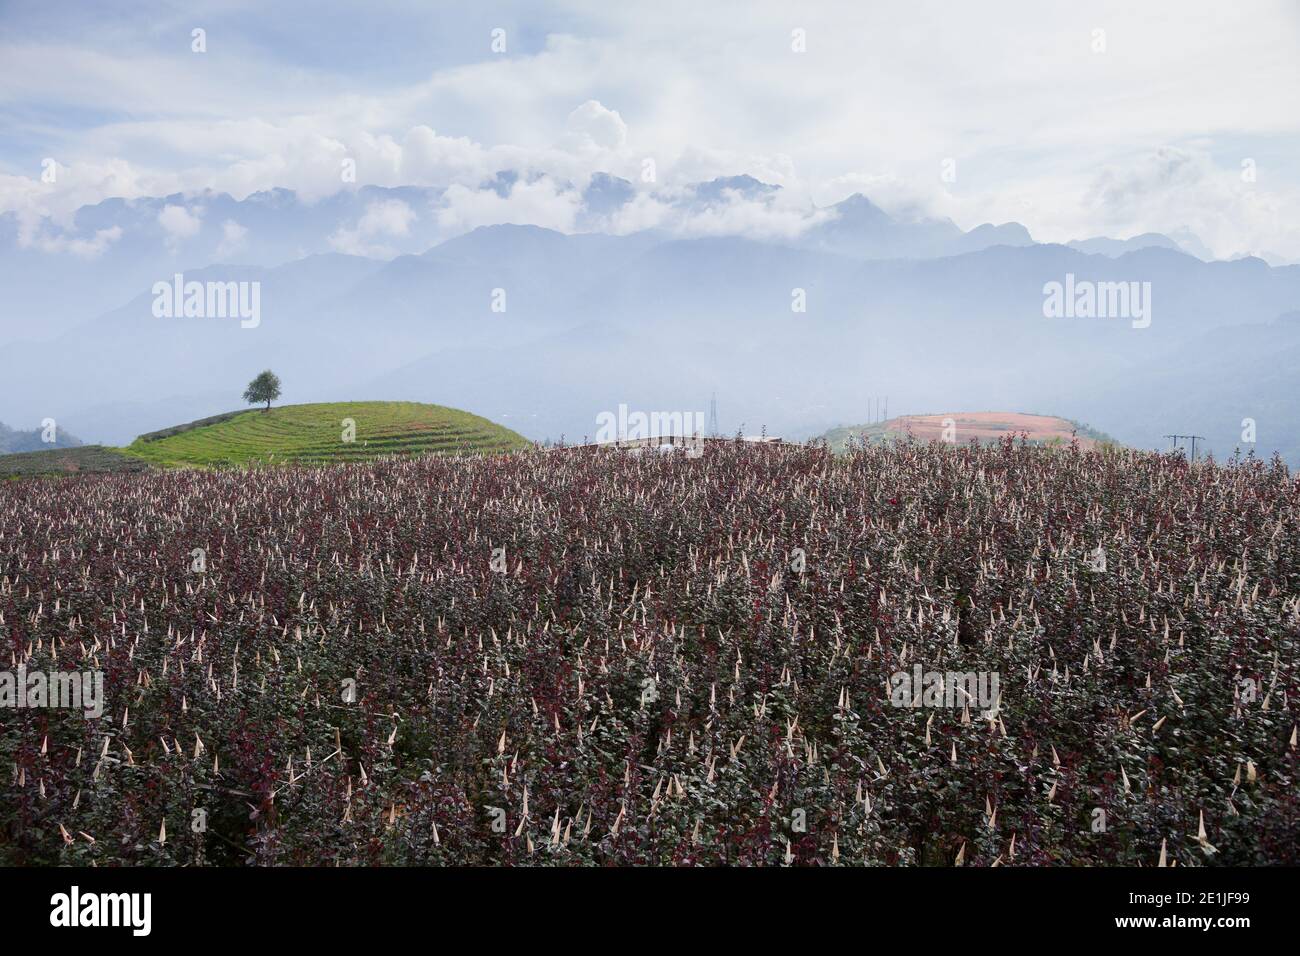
243 370 282 412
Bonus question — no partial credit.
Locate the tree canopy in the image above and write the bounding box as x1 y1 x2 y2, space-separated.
243 370 282 411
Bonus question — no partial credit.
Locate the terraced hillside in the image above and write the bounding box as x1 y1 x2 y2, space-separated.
123 401 529 467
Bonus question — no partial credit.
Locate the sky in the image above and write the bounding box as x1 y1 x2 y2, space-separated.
2 0 1299 258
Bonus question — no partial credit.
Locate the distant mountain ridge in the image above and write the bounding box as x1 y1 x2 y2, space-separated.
4 177 1298 467
0 420 82 453
0 175 1229 343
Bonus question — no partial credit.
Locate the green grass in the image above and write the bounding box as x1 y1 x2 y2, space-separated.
122 401 529 467
0 445 150 479
818 421 892 453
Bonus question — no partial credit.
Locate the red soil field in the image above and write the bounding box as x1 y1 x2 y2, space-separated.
886 412 1100 449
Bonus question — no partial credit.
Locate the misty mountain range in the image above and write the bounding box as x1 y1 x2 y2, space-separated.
3 174 1297 465
0 420 82 454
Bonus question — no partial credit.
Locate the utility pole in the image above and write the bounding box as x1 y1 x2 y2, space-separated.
1164 433 1207 461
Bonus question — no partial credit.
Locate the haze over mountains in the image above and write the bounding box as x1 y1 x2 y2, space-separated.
0 420 82 454
3 174 1297 465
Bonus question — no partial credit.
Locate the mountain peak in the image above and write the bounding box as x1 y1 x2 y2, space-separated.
692 175 781 203
832 193 888 215
423 222 570 259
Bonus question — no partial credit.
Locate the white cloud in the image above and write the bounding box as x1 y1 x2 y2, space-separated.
562 100 627 151
16 219 122 258
436 177 582 233
593 180 830 240
0 158 169 232
216 219 248 259
158 203 203 245
359 198 417 237
604 193 672 234
1075 147 1300 260
328 198 417 257
675 198 828 241
1 1 1298 255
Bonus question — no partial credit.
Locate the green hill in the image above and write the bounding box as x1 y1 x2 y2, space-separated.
1 402 529 476
124 401 529 466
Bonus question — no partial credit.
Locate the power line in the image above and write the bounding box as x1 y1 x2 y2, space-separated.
1164 433 1207 462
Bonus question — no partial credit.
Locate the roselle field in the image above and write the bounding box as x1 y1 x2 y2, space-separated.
2 439 1298 866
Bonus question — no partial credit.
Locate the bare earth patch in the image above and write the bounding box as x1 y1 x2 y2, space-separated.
887 412 1101 449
